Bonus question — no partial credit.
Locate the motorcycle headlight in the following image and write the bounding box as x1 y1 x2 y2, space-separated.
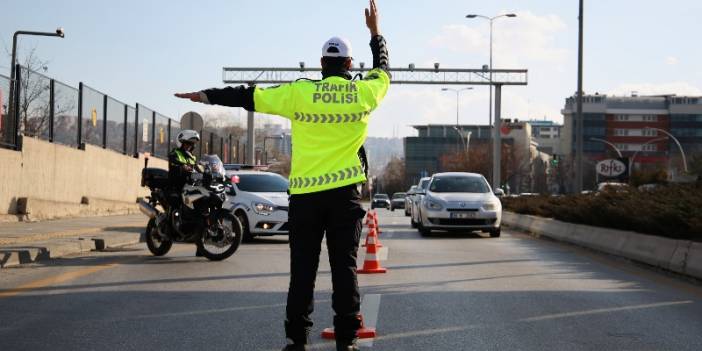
424 199 443 210
253 202 275 216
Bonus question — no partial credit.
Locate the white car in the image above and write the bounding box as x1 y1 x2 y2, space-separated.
414 172 503 237
410 177 432 229
225 171 289 241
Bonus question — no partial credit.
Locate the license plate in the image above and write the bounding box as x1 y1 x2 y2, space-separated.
450 212 476 219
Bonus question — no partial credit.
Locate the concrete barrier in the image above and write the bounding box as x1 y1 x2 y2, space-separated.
0 137 167 220
0 231 142 268
686 243 702 279
503 211 702 281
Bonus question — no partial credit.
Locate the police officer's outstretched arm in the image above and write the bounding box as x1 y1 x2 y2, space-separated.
175 78 296 118
362 0 390 108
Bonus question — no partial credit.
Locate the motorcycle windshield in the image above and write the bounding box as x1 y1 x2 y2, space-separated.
200 155 226 179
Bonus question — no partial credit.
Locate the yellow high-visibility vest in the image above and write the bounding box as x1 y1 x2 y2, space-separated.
254 69 390 194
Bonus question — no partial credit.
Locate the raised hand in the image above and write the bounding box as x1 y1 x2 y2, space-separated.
174 92 202 103
365 0 380 36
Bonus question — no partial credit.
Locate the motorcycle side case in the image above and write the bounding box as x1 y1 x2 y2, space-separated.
142 168 169 189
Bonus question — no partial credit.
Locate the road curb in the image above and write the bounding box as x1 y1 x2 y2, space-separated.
503 212 702 281
0 232 143 268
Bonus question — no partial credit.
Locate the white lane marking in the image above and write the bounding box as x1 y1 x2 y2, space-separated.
378 247 389 261
358 294 382 348
519 300 694 322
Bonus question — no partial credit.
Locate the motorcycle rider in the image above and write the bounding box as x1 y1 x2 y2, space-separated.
175 1 389 349
169 129 200 196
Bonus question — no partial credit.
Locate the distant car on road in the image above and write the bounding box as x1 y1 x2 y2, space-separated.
597 182 629 192
224 171 289 241
414 172 502 238
404 186 418 216
371 193 391 209
410 177 432 228
390 192 406 211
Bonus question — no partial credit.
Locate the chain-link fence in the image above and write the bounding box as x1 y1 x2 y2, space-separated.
2 65 238 164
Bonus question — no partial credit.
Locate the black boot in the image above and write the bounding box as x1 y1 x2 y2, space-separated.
281 344 307 351
336 338 359 351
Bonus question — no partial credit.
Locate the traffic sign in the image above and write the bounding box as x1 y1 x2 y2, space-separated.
181 111 204 131
596 158 627 177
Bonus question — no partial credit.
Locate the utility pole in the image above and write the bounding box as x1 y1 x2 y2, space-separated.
575 0 585 192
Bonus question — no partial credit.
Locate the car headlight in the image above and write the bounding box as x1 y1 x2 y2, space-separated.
424 199 443 210
482 202 500 211
253 202 275 216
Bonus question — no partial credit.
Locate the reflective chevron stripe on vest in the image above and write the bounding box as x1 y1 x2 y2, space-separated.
252 69 390 195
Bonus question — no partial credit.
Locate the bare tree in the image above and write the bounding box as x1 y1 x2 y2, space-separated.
16 48 51 137
379 156 408 195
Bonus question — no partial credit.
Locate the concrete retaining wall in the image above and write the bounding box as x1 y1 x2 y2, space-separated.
0 137 167 221
503 211 702 280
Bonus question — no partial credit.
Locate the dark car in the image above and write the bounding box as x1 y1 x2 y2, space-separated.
370 193 391 209
390 192 406 211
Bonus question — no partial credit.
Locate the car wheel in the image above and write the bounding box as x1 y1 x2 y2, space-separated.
418 220 431 236
236 211 254 242
489 228 501 238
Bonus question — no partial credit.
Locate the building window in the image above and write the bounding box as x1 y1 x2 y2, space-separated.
642 144 657 152
643 115 658 122
614 129 629 136
643 128 658 136
614 115 629 121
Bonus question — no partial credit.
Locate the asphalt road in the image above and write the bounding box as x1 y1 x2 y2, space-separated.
1 209 702 351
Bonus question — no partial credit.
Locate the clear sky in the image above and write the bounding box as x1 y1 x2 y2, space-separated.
2 0 701 137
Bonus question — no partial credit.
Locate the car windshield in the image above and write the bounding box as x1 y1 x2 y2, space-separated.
374 194 389 199
235 173 289 192
419 179 430 190
392 193 406 199
429 176 490 193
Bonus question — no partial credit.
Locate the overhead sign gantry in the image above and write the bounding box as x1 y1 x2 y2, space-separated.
222 66 528 188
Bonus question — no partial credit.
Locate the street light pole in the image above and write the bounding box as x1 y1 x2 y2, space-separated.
466 13 517 188
589 138 622 158
630 137 668 173
645 127 688 173
441 87 473 125
465 14 516 128
8 28 64 147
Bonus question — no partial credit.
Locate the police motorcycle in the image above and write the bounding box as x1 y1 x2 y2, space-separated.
138 154 243 260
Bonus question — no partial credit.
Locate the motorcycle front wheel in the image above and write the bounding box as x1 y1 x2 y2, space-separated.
145 218 173 256
196 210 243 261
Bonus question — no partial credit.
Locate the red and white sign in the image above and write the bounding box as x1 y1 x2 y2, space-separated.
596 159 626 177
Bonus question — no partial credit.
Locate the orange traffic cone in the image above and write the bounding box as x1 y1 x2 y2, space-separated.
364 211 374 226
370 210 381 232
321 315 377 339
358 234 387 274
362 224 383 248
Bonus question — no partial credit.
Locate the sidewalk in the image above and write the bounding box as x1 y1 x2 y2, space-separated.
0 214 147 268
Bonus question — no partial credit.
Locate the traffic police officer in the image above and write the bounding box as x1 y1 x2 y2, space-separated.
175 1 389 349
168 129 200 193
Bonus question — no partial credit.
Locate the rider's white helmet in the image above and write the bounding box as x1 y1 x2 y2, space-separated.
176 129 200 147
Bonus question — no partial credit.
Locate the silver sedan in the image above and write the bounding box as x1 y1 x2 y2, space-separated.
414 172 503 237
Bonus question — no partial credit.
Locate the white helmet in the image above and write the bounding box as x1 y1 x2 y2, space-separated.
176 129 200 147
